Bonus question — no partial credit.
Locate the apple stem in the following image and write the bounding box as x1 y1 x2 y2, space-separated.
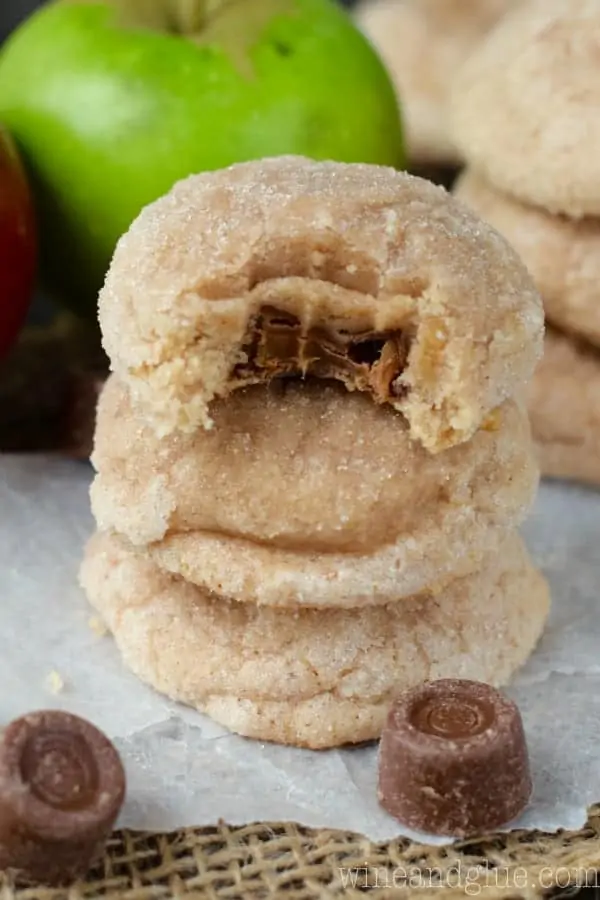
173 0 229 34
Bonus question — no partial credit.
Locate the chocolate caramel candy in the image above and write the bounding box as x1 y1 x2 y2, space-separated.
378 679 531 837
0 711 126 884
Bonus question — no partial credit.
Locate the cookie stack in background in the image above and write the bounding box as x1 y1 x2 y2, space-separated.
451 0 600 486
80 156 549 750
354 0 519 175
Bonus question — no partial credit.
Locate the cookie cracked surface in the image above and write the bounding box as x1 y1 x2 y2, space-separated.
98 156 543 453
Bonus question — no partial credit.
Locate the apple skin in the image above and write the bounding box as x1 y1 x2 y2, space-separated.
0 0 404 318
0 126 36 359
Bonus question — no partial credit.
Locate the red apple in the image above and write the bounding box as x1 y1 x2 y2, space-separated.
0 126 36 359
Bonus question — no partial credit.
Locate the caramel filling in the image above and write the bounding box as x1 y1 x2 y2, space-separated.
232 306 412 401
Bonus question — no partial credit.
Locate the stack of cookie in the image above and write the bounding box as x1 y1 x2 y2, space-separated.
80 156 549 749
451 0 600 485
354 0 519 174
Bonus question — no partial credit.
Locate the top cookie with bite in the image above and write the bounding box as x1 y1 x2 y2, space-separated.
98 155 543 453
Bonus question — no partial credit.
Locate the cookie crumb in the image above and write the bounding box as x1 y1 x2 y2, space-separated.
89 616 108 637
45 671 65 694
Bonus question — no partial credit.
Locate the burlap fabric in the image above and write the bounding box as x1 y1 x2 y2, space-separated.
0 809 598 899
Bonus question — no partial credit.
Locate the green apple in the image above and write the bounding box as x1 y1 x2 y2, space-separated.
0 0 404 318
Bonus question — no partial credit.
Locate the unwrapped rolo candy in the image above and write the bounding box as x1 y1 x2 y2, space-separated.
378 679 532 837
0 710 126 884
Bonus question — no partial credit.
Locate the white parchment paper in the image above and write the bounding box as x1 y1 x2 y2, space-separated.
2 454 600 842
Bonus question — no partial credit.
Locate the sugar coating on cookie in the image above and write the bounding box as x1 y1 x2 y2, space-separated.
455 170 600 348
98 156 543 454
528 329 600 485
355 0 518 166
80 532 549 749
451 0 600 218
91 376 537 555
140 392 538 609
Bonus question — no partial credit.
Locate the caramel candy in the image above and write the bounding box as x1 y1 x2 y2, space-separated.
378 679 531 837
0 711 126 884
231 305 412 404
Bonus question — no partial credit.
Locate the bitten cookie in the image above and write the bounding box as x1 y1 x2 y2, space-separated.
355 0 518 166
91 376 538 556
528 329 600 486
80 531 549 749
98 156 543 453
451 0 600 218
455 170 600 348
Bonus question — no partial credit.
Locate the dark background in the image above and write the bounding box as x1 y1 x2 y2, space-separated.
1 0 43 41
1 0 357 43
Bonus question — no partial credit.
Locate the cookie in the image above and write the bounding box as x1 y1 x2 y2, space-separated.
80 531 549 749
143 391 537 608
98 156 543 454
455 170 600 348
355 0 518 166
451 0 600 218
91 376 537 555
144 516 524 609
528 329 600 485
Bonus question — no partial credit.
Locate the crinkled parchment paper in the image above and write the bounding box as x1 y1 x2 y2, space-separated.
2 455 599 842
